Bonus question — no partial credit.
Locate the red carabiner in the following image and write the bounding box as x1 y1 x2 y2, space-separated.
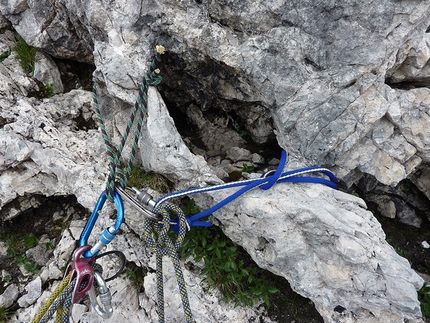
64 245 95 303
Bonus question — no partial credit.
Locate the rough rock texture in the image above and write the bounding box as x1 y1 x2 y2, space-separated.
3 0 430 187
211 184 423 323
33 51 64 94
1 1 430 322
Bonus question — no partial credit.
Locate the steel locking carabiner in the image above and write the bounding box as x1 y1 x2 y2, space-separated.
88 271 113 319
80 190 125 258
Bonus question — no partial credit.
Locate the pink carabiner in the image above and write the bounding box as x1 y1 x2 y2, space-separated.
64 245 95 303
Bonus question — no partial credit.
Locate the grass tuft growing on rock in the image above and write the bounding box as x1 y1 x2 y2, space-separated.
14 36 36 74
178 199 279 307
0 305 14 322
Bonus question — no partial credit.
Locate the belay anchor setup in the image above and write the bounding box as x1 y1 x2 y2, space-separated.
32 46 337 323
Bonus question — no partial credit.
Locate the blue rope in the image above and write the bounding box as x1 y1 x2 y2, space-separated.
155 150 337 234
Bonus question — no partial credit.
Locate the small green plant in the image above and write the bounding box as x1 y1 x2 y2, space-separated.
3 232 40 275
6 246 19 258
15 255 27 266
44 241 55 250
23 260 39 274
178 199 279 307
0 305 14 322
180 199 200 216
241 163 255 174
419 283 430 317
180 225 278 307
394 246 406 257
3 275 12 283
23 233 39 248
14 255 39 274
14 36 36 74
0 51 10 62
125 263 146 291
39 83 55 98
233 119 251 140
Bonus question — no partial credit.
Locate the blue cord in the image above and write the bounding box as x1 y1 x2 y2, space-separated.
157 150 337 234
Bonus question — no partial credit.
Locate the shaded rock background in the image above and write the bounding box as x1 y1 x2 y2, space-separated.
1 1 430 322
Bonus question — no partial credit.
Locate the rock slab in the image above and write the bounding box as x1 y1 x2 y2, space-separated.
211 184 424 323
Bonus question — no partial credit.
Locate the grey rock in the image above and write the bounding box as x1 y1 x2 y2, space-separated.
4 0 427 187
210 184 424 323
355 174 429 227
1 1 429 322
1 0 93 62
251 153 265 165
0 86 106 214
38 262 62 284
26 243 52 267
0 29 15 55
17 276 42 308
0 283 19 308
33 51 64 94
226 147 252 163
410 165 430 202
139 87 222 188
53 229 76 269
186 104 246 157
0 241 8 258
142 255 276 323
0 13 11 28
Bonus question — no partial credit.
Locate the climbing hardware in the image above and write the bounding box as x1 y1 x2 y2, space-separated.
33 45 337 323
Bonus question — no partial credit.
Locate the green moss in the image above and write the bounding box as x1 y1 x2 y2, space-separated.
127 165 171 193
125 262 146 292
0 51 10 62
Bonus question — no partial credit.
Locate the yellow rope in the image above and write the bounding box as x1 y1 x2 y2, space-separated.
32 272 72 323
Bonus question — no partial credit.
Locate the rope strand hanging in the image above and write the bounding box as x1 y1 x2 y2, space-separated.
92 45 195 322
93 45 164 202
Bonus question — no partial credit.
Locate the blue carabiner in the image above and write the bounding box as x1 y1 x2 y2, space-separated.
80 190 124 258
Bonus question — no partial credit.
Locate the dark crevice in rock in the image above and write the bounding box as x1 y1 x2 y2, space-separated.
0 195 87 295
304 56 324 71
53 57 95 92
340 174 430 276
158 51 278 159
385 77 430 90
73 112 98 131
0 116 6 129
353 174 430 229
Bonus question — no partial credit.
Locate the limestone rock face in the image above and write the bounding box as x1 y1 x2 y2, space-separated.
1 1 430 323
211 184 424 323
2 0 430 187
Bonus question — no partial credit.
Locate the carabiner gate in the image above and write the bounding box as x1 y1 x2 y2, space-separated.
88 272 113 319
80 190 124 258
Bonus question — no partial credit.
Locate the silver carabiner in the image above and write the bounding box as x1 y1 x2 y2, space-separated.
116 185 162 222
88 272 113 319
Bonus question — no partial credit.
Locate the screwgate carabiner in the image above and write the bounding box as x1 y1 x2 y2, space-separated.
88 271 113 319
80 190 124 258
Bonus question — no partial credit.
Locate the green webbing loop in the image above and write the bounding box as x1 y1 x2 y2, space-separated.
143 202 194 323
93 46 164 202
